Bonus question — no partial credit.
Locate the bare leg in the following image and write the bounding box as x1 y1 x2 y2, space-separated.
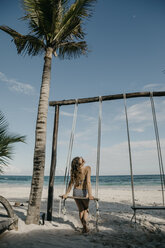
81 200 90 233
79 210 85 225
75 199 88 232
82 209 89 232
83 209 88 224
74 199 90 233
78 209 89 232
74 200 85 226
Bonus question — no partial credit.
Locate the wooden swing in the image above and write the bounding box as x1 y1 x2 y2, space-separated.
123 92 165 222
47 91 165 225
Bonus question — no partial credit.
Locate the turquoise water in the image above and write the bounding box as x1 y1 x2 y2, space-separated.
0 175 163 187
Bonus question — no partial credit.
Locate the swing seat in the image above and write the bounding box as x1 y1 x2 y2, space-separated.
59 195 99 201
131 206 165 210
131 205 165 223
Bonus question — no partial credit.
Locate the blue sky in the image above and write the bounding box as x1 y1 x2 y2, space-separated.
0 0 165 176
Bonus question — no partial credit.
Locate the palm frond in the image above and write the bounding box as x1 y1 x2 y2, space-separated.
0 111 26 173
65 0 96 21
58 41 88 59
0 111 8 137
22 0 69 44
54 17 85 46
22 0 53 38
50 0 68 43
0 136 25 163
0 26 45 56
54 0 96 44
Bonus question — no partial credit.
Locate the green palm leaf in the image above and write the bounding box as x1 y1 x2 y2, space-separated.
0 26 45 56
0 111 26 173
58 41 88 59
54 0 96 45
22 0 67 44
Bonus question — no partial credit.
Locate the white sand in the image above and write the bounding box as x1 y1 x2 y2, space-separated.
0 184 165 247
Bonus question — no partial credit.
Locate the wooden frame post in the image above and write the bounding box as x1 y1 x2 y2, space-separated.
47 105 60 221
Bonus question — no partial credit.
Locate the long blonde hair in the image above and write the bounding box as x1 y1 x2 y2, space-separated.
71 157 84 185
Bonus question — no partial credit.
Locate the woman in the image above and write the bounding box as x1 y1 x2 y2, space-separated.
62 156 94 233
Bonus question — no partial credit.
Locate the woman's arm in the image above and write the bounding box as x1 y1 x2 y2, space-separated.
62 179 73 199
86 166 94 200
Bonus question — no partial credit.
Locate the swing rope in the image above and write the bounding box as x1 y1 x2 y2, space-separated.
65 100 78 192
150 92 165 205
123 94 135 208
95 96 102 198
59 100 78 217
93 96 102 230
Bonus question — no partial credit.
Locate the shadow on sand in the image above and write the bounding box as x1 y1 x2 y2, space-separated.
0 197 165 248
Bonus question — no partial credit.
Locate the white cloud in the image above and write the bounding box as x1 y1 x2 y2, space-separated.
130 127 144 133
116 100 151 123
0 71 35 95
114 99 165 132
61 111 74 117
61 110 96 122
3 165 22 175
58 124 97 147
85 139 165 175
143 83 165 91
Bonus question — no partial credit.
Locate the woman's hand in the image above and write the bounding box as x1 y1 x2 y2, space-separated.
62 194 68 199
88 195 94 200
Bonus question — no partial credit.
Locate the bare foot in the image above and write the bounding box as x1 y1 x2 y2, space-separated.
82 224 90 233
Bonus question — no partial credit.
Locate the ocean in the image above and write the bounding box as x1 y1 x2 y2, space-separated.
0 174 163 187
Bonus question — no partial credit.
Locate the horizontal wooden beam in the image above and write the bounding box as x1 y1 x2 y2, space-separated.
49 91 165 107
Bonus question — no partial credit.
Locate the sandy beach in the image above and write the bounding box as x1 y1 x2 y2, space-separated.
0 185 165 248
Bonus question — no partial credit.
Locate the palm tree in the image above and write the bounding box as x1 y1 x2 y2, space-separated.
0 0 96 224
0 111 25 174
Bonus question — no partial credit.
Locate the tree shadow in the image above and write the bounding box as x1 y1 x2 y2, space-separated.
13 209 26 221
52 198 165 233
0 209 165 248
52 216 77 230
1 196 165 248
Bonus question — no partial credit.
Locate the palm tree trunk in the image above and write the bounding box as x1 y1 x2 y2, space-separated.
26 47 53 224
